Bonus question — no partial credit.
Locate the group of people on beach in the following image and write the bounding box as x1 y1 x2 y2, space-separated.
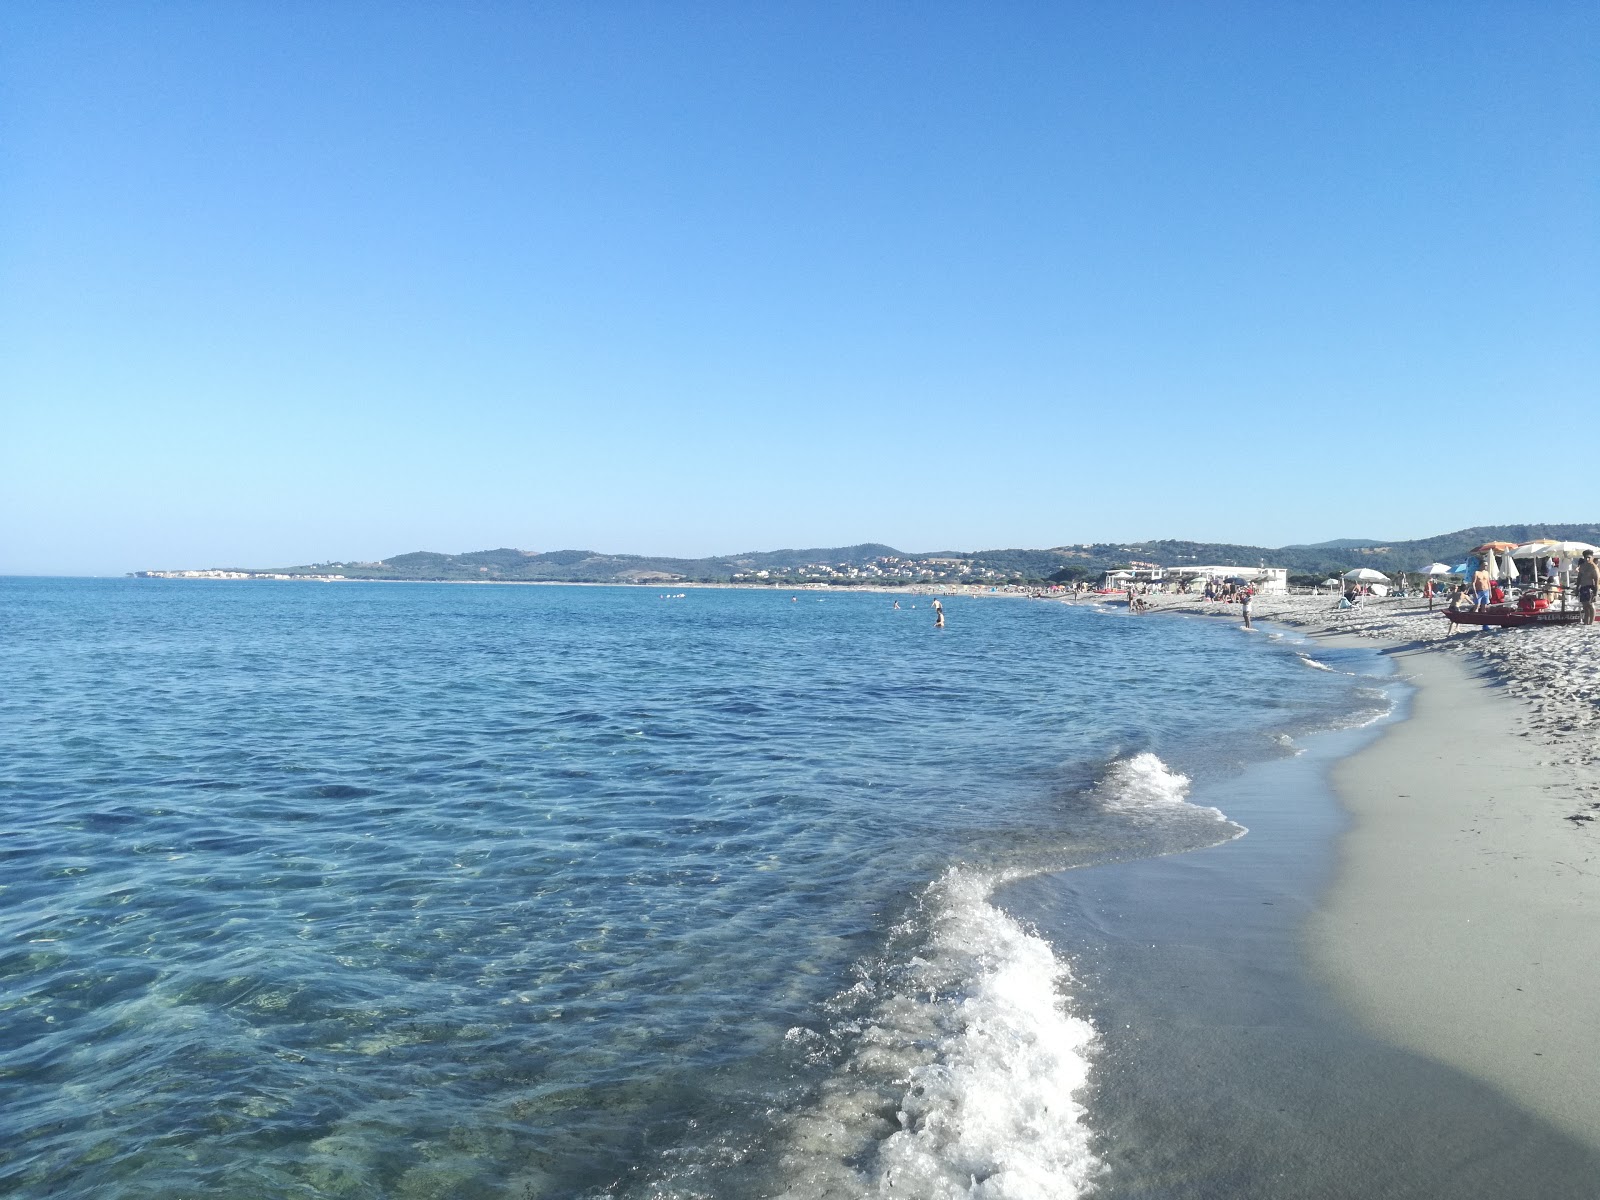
1201 578 1250 603
1440 549 1600 625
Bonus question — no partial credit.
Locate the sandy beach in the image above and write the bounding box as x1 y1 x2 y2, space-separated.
1129 590 1600 1149
1311 646 1600 1148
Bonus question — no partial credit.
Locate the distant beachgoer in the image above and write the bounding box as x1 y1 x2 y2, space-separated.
1241 588 1254 628
893 600 901 609
1577 551 1599 626
1424 577 1435 610
932 599 945 628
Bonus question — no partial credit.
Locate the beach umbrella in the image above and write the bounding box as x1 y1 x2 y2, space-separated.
1483 548 1501 578
1511 540 1562 558
1320 578 1341 589
1449 562 1468 575
1341 568 1388 582
1420 563 1454 576
1510 540 1593 582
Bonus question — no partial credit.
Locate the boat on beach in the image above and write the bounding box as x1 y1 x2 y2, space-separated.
1443 605 1583 628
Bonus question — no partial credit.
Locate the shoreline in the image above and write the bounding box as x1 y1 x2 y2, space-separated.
994 630 1600 1193
1138 593 1600 1150
1307 644 1600 1149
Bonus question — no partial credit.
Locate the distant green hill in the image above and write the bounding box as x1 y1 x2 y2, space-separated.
1281 538 1387 550
157 523 1600 585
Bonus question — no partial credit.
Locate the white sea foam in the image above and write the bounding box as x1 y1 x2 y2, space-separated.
771 870 1101 1199
1092 751 1231 825
755 755 1239 1199
1296 653 1335 671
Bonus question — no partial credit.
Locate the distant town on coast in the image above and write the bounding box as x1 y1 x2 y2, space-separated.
133 522 1600 587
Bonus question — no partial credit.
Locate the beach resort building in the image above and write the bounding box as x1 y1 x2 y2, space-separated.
1101 566 1289 593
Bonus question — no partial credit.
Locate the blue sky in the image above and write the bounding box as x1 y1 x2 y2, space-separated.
3 2 1595 573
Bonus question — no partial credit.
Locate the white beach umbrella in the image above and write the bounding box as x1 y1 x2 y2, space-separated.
1420 562 1454 576
1511 540 1560 558
1341 567 1388 582
1321 578 1341 589
1511 540 1594 581
1483 548 1501 578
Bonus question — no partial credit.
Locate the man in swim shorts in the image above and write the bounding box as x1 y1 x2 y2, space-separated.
1471 565 1493 611
1577 550 1599 626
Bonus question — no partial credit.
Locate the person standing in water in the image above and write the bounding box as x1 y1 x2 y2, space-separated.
1241 586 1254 629
932 599 945 628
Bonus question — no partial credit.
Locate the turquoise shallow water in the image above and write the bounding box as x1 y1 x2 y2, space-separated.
0 580 1378 1198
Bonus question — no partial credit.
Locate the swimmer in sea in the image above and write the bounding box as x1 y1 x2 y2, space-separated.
932 599 945 628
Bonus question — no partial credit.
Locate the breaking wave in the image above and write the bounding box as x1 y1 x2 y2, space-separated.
767 868 1101 1199
1091 751 1237 830
725 754 1236 1199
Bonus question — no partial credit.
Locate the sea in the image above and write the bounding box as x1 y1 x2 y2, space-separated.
0 578 1405 1198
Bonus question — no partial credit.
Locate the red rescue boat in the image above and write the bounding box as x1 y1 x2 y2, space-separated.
1444 602 1581 628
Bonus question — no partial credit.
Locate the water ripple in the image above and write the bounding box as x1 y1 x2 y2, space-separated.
0 579 1363 1198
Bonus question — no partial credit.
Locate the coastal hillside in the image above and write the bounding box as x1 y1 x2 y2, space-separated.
138 523 1600 585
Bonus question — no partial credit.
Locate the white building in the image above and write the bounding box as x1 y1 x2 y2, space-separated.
1168 566 1289 593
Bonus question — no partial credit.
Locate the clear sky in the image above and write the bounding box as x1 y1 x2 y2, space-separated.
3 2 1596 573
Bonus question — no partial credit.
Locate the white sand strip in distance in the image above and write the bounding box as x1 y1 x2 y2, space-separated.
1308 647 1600 1149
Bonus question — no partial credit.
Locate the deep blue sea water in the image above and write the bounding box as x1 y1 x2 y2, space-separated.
0 580 1384 1199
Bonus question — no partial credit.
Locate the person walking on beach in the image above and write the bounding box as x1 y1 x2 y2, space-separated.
932 598 945 628
1577 551 1599 626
